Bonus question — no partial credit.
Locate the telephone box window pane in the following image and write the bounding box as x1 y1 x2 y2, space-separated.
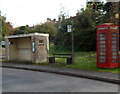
112 52 117 55
112 45 116 47
112 56 117 59
100 52 106 55
99 56 106 59
112 41 117 44
112 37 117 40
100 60 106 63
112 60 116 63
98 28 108 30
99 33 106 37
112 33 117 36
99 41 106 43
112 48 117 51
99 45 106 47
99 48 106 51
99 37 106 40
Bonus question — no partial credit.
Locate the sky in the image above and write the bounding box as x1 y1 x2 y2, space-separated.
1 0 87 27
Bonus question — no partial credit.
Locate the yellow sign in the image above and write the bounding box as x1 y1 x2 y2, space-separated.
115 14 119 18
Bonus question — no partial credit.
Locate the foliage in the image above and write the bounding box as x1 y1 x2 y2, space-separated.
73 8 98 51
54 1 117 51
87 1 104 12
34 22 57 41
0 12 13 40
55 8 100 51
13 22 57 41
54 18 72 51
13 25 30 35
86 2 116 23
103 2 115 23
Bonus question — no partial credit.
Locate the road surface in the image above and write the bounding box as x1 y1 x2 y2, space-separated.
2 67 119 92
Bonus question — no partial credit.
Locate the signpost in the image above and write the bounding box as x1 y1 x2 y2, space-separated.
67 25 74 64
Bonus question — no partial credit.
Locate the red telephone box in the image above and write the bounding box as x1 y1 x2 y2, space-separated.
97 23 119 68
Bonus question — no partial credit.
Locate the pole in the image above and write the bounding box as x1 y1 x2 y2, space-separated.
67 24 74 64
71 27 74 64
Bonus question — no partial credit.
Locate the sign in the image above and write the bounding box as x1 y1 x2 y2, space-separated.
110 26 118 29
32 42 35 53
67 25 72 32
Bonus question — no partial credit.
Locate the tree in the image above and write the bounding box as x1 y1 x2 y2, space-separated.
54 3 111 51
12 21 57 42
73 2 116 51
73 8 97 51
34 22 57 41
0 12 13 40
13 25 32 35
54 13 73 51
87 1 104 12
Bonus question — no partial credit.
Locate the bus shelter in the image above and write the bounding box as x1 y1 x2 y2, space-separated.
5 33 49 63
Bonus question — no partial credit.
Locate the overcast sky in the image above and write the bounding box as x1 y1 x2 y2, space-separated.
1 0 87 27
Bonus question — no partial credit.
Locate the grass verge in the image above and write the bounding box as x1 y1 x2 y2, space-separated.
49 43 120 73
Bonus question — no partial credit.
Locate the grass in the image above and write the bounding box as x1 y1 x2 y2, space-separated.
0 46 5 55
49 43 120 73
0 46 2 55
66 54 120 73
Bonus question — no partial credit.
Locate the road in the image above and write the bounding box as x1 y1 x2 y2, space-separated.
2 67 119 92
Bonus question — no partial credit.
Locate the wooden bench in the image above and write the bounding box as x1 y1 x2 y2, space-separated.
49 54 73 64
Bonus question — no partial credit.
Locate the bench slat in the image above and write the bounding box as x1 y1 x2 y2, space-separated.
53 57 71 58
49 54 73 64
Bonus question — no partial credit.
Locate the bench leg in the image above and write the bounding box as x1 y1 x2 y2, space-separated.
49 57 55 63
67 57 72 64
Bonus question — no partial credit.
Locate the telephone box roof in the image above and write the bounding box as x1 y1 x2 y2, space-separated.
97 23 118 27
97 23 119 30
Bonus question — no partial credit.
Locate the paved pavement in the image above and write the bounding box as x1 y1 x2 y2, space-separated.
2 68 118 92
0 65 2 93
0 55 5 60
1 62 120 84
